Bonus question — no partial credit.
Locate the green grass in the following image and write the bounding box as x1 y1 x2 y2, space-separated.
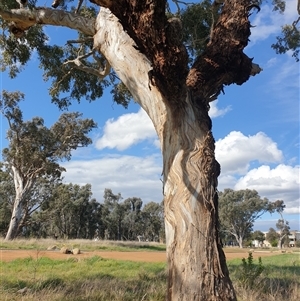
228 253 300 301
1 241 299 301
0 255 166 301
0 238 166 252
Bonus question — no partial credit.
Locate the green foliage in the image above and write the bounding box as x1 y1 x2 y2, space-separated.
272 16 300 61
276 218 290 248
235 252 264 288
1 90 97 171
266 227 279 247
0 163 14 235
33 183 99 239
24 186 164 242
219 189 279 247
271 0 286 12
251 230 265 244
0 1 48 77
180 0 214 56
0 90 97 239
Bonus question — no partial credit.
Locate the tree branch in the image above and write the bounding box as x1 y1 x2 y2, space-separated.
92 0 189 102
0 7 96 36
186 0 262 102
63 48 111 79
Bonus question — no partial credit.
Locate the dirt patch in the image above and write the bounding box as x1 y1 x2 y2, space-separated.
0 249 280 263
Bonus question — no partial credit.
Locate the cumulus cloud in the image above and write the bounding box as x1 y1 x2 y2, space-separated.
235 164 300 213
62 154 163 204
95 102 231 151
216 131 283 175
216 131 299 214
209 100 231 118
63 128 299 215
95 109 156 151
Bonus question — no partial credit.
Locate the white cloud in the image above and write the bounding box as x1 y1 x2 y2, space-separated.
62 154 163 204
95 109 157 151
95 101 231 152
216 131 283 175
209 100 231 118
265 57 277 68
235 164 300 213
250 0 298 44
66 128 298 215
216 131 299 214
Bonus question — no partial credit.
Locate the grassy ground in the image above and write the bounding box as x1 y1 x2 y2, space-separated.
0 238 166 252
228 253 300 301
1 240 299 300
0 255 166 301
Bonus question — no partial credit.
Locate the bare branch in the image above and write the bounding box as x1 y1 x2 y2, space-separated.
0 7 96 36
67 38 93 44
62 49 111 79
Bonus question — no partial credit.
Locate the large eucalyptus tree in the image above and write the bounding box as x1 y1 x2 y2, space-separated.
0 0 298 300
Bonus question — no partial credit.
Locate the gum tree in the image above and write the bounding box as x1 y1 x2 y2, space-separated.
0 0 298 300
0 90 96 240
219 189 278 248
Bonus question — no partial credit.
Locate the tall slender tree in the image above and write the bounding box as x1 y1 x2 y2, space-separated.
0 0 298 299
0 90 96 240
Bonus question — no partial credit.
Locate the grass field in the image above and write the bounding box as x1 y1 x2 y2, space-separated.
0 238 166 252
1 239 299 301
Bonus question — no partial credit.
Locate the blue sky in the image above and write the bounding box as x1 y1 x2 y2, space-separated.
1 0 299 231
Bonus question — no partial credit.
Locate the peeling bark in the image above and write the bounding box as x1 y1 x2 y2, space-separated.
93 8 236 300
0 7 95 36
0 0 263 299
162 101 236 301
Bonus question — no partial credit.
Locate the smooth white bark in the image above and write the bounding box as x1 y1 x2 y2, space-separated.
5 166 33 240
0 7 95 36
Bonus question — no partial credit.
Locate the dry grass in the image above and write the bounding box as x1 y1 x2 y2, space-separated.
1 239 300 301
0 238 166 252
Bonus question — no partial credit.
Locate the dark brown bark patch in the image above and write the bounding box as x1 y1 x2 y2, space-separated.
187 0 256 102
94 0 189 103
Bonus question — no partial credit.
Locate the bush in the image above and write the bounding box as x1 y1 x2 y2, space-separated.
235 252 264 289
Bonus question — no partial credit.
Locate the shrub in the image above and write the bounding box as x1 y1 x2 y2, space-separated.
235 252 264 289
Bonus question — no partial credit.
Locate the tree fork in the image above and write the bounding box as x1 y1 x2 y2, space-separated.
187 0 260 101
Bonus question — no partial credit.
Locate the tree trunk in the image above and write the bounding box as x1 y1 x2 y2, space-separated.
238 237 243 249
5 167 33 240
94 8 237 300
162 95 236 300
5 196 23 240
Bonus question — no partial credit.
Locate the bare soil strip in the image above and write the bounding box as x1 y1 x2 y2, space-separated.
0 249 282 263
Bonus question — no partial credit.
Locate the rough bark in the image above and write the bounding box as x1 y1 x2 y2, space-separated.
93 8 236 300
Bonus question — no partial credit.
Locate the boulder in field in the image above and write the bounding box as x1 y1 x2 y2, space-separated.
72 248 80 255
60 247 72 254
47 245 57 251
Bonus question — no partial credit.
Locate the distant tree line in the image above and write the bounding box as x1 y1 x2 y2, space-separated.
1 166 291 248
0 173 165 242
0 91 292 246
